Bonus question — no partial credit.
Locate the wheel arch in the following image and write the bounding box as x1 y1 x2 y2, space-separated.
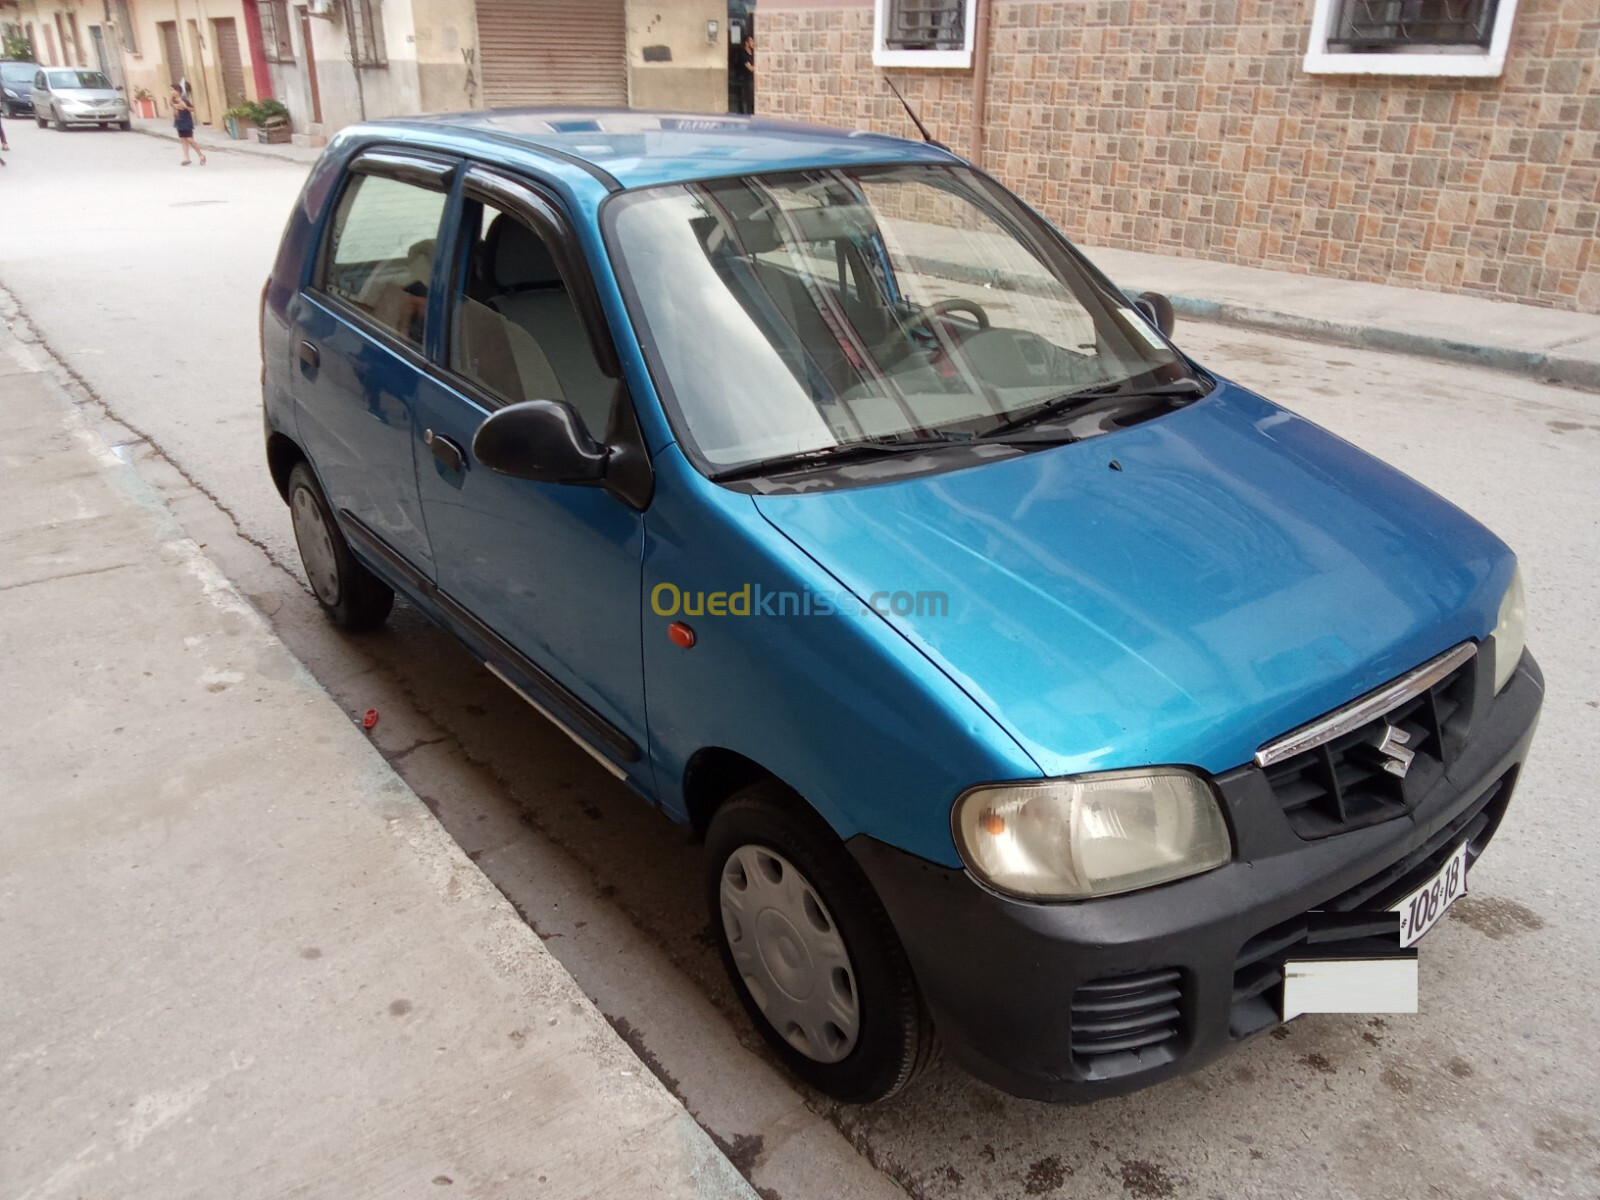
267 432 307 503
682 747 821 839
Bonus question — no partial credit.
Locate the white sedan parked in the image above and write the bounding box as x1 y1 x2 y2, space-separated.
32 68 131 131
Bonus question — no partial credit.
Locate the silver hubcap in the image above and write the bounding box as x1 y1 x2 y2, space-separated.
720 845 860 1064
290 485 342 607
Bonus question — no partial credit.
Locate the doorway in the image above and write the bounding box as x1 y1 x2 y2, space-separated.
296 5 322 125
727 1 755 114
213 18 247 109
158 20 184 90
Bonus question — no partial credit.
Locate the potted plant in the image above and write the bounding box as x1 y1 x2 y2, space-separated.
132 86 156 119
223 103 256 140
253 98 291 144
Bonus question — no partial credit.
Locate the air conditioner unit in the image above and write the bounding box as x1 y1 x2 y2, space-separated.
307 0 338 20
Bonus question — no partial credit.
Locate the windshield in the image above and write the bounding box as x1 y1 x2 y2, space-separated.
608 164 1189 472
51 70 112 89
1 63 37 85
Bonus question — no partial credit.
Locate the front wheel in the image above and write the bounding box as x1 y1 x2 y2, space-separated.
286 461 394 631
118 118 131 131
52 111 65 131
705 785 935 1103
36 112 46 128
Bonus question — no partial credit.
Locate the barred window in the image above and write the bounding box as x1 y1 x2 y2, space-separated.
872 0 974 67
346 0 386 68
1328 0 1498 49
884 0 965 52
259 0 294 63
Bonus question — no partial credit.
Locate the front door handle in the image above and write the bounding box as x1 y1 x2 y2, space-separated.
424 429 466 473
299 340 320 371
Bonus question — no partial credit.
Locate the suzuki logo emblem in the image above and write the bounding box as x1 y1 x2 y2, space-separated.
1375 723 1416 778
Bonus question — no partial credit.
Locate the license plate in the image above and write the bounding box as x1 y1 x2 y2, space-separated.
1393 840 1469 948
1282 955 1418 1020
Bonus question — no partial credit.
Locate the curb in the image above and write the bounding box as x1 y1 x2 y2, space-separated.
1164 293 1600 391
129 121 318 165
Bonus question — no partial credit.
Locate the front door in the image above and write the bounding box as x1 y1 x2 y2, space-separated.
296 5 322 124
408 168 648 782
158 21 184 89
291 152 453 579
213 18 247 108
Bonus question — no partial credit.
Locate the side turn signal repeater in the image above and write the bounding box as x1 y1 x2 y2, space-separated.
668 622 696 648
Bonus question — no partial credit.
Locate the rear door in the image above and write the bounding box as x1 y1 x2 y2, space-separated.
289 151 454 580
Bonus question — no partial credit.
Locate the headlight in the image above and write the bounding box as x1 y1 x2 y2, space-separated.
952 768 1232 900
1491 565 1525 693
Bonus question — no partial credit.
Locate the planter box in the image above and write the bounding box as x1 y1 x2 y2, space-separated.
225 116 256 140
134 98 155 119
257 118 291 144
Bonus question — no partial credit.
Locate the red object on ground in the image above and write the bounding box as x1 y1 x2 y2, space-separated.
362 709 379 730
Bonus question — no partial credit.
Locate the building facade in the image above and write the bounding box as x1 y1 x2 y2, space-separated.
2 0 269 127
3 0 737 144
760 0 1600 312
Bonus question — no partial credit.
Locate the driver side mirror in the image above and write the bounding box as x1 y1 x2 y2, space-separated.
1134 291 1176 338
473 399 609 485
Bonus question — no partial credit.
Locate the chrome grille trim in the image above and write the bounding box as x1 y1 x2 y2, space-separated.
1254 642 1477 769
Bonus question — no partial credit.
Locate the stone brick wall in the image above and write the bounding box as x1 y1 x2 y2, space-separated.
759 0 1600 312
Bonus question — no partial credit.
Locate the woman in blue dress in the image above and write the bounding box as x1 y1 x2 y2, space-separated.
170 85 206 166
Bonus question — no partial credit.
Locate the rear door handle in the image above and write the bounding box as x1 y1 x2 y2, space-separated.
298 340 320 371
424 429 466 472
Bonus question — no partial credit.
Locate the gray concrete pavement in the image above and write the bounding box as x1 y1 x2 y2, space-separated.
3 118 1598 1200
0 327 755 1199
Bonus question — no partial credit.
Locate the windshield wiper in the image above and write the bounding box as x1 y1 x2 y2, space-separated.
709 434 966 482
983 377 1208 438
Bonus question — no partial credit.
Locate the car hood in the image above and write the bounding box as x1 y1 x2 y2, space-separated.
56 88 124 102
753 382 1513 777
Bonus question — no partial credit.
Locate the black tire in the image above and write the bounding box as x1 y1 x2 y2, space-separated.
118 118 131 131
35 113 45 128
52 111 64 131
286 461 394 632
705 784 935 1103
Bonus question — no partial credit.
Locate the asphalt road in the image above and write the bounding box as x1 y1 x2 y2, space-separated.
4 121 1598 1200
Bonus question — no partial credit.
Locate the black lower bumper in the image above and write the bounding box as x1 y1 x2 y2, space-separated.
849 652 1543 1103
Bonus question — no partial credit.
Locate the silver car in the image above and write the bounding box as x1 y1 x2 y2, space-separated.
33 68 130 131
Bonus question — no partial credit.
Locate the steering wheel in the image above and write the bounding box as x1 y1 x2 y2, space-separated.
911 297 991 332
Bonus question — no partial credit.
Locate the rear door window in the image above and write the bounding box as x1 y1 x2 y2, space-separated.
316 172 448 350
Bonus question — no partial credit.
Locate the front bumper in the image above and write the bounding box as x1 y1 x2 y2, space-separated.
3 96 33 114
850 650 1543 1103
57 107 127 125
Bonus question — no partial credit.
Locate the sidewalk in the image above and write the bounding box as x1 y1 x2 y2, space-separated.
1087 244 1600 391
129 111 1600 389
130 114 324 165
0 325 754 1199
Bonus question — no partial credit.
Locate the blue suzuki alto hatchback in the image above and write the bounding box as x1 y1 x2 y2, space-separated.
263 111 1541 1104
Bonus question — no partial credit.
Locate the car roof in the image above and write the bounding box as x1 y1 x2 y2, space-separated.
352 108 962 191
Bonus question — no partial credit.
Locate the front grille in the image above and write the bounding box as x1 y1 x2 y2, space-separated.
1070 967 1183 1079
1229 769 1513 1039
1263 653 1477 839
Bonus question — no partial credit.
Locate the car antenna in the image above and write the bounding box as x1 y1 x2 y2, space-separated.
883 76 949 151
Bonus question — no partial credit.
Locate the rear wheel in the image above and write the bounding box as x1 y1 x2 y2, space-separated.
287 461 394 632
705 785 935 1103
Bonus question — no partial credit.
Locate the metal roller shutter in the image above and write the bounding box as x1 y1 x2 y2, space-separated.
477 0 628 109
